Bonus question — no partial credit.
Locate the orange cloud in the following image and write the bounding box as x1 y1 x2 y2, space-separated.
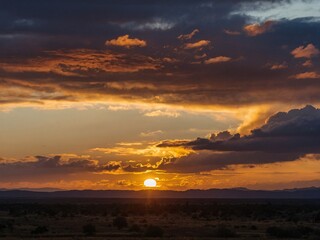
144 110 180 118
243 20 275 36
291 44 320 58
184 40 210 49
204 56 231 64
270 62 288 70
293 71 320 79
302 60 313 67
0 49 159 75
92 143 192 158
178 29 199 40
105 35 147 48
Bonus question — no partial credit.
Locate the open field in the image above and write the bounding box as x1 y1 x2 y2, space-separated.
0 199 319 239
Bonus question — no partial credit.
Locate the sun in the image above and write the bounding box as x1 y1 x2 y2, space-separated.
144 178 157 187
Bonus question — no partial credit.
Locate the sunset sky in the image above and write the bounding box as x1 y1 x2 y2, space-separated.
1 0 320 190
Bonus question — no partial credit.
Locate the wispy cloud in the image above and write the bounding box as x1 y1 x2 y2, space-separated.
144 110 180 118
178 29 199 40
243 20 275 36
224 29 241 35
184 40 210 49
204 56 232 64
140 130 163 137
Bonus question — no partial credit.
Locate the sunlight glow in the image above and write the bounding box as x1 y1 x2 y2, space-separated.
144 178 157 187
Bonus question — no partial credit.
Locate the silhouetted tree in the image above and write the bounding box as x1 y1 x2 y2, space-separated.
213 225 238 238
129 224 141 232
145 225 164 237
266 226 313 238
113 216 128 229
82 223 96 236
31 226 48 235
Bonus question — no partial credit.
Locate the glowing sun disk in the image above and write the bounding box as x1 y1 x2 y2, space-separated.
144 178 157 187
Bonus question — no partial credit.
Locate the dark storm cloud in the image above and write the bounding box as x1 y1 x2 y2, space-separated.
159 105 320 153
0 0 320 107
157 151 302 173
0 156 121 181
153 105 320 172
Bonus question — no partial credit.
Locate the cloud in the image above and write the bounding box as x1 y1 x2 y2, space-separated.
291 44 320 58
194 53 207 59
0 49 158 75
160 105 320 153
140 130 163 137
178 29 199 40
156 106 320 171
1 1 320 109
204 56 232 64
243 20 275 36
293 71 320 79
92 143 191 158
235 0 320 22
117 18 175 31
302 60 313 67
184 40 210 49
144 110 180 118
224 29 241 35
0 155 121 181
270 62 288 70
105 35 147 48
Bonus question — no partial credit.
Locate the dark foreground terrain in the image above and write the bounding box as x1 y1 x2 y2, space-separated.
0 198 319 239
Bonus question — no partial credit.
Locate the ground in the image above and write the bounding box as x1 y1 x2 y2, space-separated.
0 199 319 239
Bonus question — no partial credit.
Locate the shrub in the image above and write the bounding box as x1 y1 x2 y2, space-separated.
0 224 5 232
82 223 96 236
213 225 238 238
145 225 164 237
129 224 141 232
113 216 128 229
266 226 313 238
31 225 48 235
250 225 258 230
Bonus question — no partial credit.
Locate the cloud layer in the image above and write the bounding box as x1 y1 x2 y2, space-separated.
0 0 319 108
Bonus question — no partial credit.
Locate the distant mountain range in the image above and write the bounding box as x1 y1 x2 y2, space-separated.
0 187 320 199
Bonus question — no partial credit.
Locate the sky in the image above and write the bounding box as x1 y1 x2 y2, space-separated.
1 0 320 190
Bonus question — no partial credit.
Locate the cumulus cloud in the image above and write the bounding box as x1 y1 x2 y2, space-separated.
160 105 320 153
184 40 210 49
204 56 232 64
243 20 275 36
156 106 320 172
105 35 147 48
178 29 199 40
293 71 320 79
291 44 320 59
